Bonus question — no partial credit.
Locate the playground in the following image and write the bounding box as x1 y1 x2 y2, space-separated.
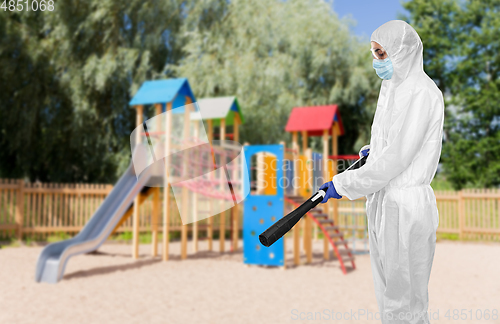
22 78 370 283
0 76 499 323
2 1 500 323
1 240 499 324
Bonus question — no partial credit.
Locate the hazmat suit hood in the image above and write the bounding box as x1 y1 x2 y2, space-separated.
371 20 424 86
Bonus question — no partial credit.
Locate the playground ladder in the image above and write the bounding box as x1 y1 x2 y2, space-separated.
285 196 356 274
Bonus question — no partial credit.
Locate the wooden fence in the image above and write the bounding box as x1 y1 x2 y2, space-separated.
434 189 500 241
0 178 234 241
333 189 500 243
0 179 499 242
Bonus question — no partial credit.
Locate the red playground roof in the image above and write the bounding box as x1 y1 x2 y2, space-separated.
285 105 345 136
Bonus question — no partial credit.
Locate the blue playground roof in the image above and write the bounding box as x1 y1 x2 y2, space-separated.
129 78 196 111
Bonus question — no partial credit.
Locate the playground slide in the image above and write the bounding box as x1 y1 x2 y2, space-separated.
35 163 151 284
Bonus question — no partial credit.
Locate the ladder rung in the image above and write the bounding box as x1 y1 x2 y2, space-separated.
335 249 353 256
341 256 355 263
313 213 328 218
345 238 369 243
324 226 339 231
333 240 347 246
342 225 367 230
318 219 333 224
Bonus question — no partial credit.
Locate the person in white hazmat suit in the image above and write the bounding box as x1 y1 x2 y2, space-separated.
319 20 444 323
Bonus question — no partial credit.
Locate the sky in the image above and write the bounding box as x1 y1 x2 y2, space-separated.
332 0 410 39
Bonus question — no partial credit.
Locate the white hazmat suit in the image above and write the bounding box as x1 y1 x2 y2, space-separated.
332 21 444 323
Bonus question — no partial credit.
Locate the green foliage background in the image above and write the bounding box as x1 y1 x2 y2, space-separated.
0 0 186 182
402 0 500 189
0 0 498 190
174 0 380 151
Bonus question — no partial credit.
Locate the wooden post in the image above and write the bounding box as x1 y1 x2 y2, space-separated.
486 189 491 241
292 132 299 197
293 211 301 266
47 184 53 236
231 114 240 250
16 179 24 241
301 131 308 257
151 103 162 257
219 118 226 253
459 190 465 240
186 96 198 254
192 208 199 253
332 123 339 226
301 131 312 264
152 187 160 257
207 119 214 251
322 129 330 260
180 103 192 260
301 131 308 165
280 141 287 269
163 102 173 261
132 105 144 259
497 190 499 242
292 131 300 265
192 122 199 254
304 148 313 264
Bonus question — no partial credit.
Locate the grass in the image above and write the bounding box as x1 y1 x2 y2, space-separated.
109 231 186 244
110 231 164 244
46 231 72 243
0 238 22 248
0 230 492 249
294 229 463 243
0 236 38 248
0 229 241 248
109 230 240 244
436 232 460 241
431 172 455 191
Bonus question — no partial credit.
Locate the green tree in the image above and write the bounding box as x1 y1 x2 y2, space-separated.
0 0 186 183
403 0 500 189
0 0 380 183
174 0 380 153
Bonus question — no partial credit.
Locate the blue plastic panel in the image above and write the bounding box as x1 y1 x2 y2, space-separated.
230 100 238 112
243 145 284 266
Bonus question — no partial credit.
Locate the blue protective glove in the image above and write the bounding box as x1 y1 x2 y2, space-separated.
359 144 370 158
319 181 342 203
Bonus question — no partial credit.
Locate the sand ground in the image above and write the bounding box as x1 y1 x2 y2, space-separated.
0 239 499 324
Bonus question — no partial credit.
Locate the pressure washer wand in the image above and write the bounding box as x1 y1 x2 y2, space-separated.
259 154 368 247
